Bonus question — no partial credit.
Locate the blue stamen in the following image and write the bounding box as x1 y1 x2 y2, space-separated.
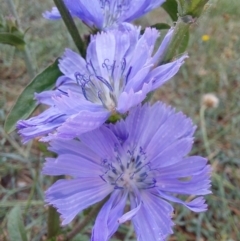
111 60 116 78
96 76 113 91
126 66 132 84
102 59 112 70
48 114 66 123
135 155 140 164
135 161 142 169
121 58 126 74
97 91 104 104
99 175 107 183
57 89 68 96
75 72 88 86
81 84 88 100
86 60 97 75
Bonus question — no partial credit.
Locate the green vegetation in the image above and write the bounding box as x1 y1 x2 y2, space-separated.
0 0 239 240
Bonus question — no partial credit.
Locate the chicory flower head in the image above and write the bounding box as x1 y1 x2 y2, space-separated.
43 102 211 240
17 26 187 142
44 0 166 30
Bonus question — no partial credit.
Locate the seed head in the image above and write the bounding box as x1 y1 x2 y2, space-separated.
202 93 219 108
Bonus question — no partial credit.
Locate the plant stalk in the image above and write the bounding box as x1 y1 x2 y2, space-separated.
5 0 36 78
163 18 190 63
53 0 86 57
47 205 60 240
200 105 211 156
47 176 61 240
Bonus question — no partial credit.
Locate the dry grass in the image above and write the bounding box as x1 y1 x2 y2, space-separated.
0 0 240 240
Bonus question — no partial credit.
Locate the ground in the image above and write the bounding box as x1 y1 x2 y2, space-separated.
0 0 240 240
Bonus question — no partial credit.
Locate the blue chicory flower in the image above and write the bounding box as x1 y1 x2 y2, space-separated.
17 26 187 143
43 102 211 240
43 0 166 30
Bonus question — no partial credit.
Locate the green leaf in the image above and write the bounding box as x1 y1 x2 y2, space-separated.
179 0 209 17
7 206 28 241
140 23 171 35
0 32 25 50
150 23 171 30
177 28 190 54
4 59 62 133
162 0 178 21
163 20 190 63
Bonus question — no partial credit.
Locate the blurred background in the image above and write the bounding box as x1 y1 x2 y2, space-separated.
0 0 239 240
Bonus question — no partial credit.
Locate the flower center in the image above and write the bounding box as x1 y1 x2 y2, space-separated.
100 0 131 28
100 147 156 191
74 58 132 112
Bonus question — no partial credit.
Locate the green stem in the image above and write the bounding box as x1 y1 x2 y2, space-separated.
47 206 60 240
200 106 211 156
47 177 61 240
65 197 108 240
53 0 86 57
5 0 36 78
163 18 190 63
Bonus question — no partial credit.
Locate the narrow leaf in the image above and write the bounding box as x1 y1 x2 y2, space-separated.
151 23 171 30
4 59 62 133
0 32 25 50
7 206 28 241
141 23 170 35
162 0 178 21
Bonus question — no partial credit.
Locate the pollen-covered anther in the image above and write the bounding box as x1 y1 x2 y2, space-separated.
102 150 155 191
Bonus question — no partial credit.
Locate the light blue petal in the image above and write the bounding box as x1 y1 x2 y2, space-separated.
95 32 116 80
43 154 102 177
123 102 164 149
159 191 208 212
117 82 152 113
124 64 153 92
80 125 123 159
156 165 211 195
48 138 100 160
147 55 188 90
149 137 194 168
132 190 174 241
145 105 196 161
56 76 75 87
53 91 104 115
156 156 209 178
121 0 151 22
57 109 110 138
64 0 104 28
58 48 87 80
34 91 55 106
91 190 127 241
152 27 174 65
108 120 129 143
118 197 142 223
17 108 66 143
42 7 61 20
45 178 113 225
